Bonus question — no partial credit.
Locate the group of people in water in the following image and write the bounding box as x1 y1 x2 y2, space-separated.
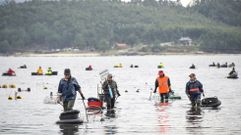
1 66 54 76
209 62 235 68
56 68 121 116
190 62 238 78
56 68 206 116
2 64 27 76
154 70 204 107
36 66 53 75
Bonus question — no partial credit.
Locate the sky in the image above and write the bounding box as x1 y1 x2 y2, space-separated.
123 0 193 7
0 0 193 7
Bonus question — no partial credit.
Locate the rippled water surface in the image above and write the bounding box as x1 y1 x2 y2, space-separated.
0 55 241 135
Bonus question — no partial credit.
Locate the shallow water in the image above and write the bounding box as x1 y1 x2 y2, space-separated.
0 55 241 135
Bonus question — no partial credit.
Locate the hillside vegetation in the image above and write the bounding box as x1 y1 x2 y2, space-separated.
0 0 241 54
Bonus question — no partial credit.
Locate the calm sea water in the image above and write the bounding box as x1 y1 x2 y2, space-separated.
0 55 240 135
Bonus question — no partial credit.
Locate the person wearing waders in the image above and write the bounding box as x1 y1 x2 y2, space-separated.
154 70 172 103
57 68 85 111
186 73 204 108
102 74 121 115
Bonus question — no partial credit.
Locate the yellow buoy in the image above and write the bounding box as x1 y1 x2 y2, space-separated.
9 84 16 88
157 63 164 68
2 84 8 88
114 63 123 68
8 96 13 100
16 96 22 99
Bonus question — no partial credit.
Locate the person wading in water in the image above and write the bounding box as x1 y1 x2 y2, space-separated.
102 74 121 116
57 68 85 111
186 73 204 108
154 70 172 103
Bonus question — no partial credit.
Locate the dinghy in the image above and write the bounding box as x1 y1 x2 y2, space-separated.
169 93 181 100
18 65 27 69
227 72 238 79
189 64 196 69
56 110 83 124
201 97 221 108
45 71 58 76
2 73 16 76
169 91 181 100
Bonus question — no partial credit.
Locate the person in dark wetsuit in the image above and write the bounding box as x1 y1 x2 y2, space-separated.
102 74 121 115
229 67 236 76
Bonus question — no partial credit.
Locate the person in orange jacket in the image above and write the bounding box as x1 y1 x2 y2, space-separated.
154 70 172 103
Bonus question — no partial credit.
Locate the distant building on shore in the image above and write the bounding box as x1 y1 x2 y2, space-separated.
160 42 174 47
113 43 129 49
179 37 192 46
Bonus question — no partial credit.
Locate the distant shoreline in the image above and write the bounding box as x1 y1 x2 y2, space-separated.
1 51 240 57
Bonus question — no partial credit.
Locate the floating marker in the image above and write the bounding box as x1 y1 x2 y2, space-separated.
2 84 8 88
18 88 31 92
9 84 16 88
100 118 105 121
8 96 13 100
16 96 22 99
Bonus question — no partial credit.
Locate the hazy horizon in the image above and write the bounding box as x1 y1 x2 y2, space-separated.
123 0 192 7
0 0 193 7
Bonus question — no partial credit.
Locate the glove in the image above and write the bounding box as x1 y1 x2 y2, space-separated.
187 94 190 98
202 93 205 97
153 90 156 93
117 91 121 97
80 93 85 100
56 96 61 103
169 89 174 94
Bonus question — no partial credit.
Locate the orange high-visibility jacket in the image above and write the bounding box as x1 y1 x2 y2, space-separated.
157 76 170 94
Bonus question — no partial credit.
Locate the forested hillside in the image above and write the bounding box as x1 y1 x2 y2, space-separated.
0 0 241 54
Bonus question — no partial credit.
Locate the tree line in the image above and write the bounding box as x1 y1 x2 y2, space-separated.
0 0 241 53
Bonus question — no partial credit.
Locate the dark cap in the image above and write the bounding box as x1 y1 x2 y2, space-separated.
189 73 196 77
64 68 71 75
158 70 164 75
107 74 112 78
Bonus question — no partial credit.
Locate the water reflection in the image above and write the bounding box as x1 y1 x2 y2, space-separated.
156 102 170 134
186 107 204 134
104 125 118 135
59 124 79 135
186 107 203 122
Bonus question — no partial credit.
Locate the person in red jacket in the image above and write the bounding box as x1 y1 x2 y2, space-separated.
7 68 16 76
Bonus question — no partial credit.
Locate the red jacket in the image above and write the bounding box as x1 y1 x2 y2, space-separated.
7 69 15 75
